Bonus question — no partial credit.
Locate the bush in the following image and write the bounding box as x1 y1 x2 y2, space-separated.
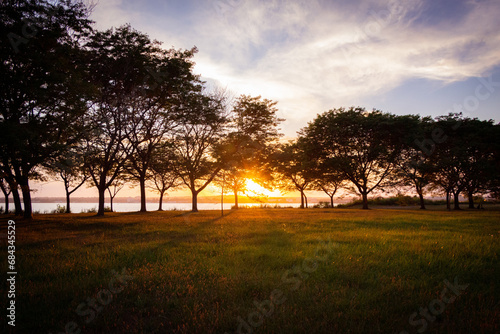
312 201 332 208
82 207 97 213
231 204 294 209
51 204 66 214
336 195 449 208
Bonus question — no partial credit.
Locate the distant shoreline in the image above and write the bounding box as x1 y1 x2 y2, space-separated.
2 196 351 204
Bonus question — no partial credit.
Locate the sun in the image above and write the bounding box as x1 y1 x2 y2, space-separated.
244 179 274 197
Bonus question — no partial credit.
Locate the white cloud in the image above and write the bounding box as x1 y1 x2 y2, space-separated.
88 0 500 136
89 0 132 30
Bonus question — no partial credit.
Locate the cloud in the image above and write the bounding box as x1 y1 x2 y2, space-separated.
89 0 131 30
88 0 500 135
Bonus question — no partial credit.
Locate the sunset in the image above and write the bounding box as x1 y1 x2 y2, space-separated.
29 0 500 201
1 1 499 333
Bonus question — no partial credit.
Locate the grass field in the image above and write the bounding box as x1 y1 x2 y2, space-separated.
1 208 499 334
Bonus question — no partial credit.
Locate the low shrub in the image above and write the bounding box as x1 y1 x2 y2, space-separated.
51 204 66 214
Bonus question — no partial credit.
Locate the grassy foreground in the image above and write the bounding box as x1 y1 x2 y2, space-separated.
1 208 499 334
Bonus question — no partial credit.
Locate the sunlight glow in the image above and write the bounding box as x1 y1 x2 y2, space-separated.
244 179 274 197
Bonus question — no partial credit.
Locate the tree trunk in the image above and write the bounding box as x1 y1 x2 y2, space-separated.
97 186 106 216
158 191 164 211
110 197 114 212
453 191 461 210
139 176 147 212
65 187 71 213
361 192 369 209
446 191 451 210
11 187 22 215
417 189 426 210
0 183 9 214
20 181 32 219
304 193 308 208
467 191 475 209
234 188 239 209
4 176 22 215
300 190 304 209
330 195 334 208
4 194 9 214
192 190 198 212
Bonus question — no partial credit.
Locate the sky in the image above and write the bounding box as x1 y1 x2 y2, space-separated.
33 0 500 198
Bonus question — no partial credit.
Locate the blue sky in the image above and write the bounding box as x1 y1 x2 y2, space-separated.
88 0 500 137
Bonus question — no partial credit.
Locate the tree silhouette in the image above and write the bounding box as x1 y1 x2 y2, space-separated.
148 141 181 211
394 116 434 209
125 45 199 212
107 178 125 213
0 0 93 218
273 141 314 209
84 25 194 215
0 177 11 214
171 89 229 212
218 95 283 208
47 148 88 213
300 108 410 209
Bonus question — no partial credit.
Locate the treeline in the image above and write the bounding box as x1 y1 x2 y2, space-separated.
0 0 283 218
1 1 499 219
277 108 500 210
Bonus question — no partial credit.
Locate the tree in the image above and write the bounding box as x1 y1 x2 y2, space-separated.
312 169 346 209
218 95 283 209
107 178 125 213
458 118 497 209
85 25 171 216
395 116 434 209
0 168 21 215
47 148 88 213
0 177 11 214
300 108 410 209
273 141 314 209
396 153 435 210
84 100 133 216
300 135 347 209
125 45 199 212
213 167 247 209
172 89 229 212
148 142 181 211
0 0 93 218
431 114 470 210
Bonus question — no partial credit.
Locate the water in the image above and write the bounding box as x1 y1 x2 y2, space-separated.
29 202 303 213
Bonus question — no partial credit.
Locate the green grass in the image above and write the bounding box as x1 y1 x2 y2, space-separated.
1 208 499 333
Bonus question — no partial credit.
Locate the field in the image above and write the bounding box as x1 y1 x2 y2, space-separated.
1 208 499 334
